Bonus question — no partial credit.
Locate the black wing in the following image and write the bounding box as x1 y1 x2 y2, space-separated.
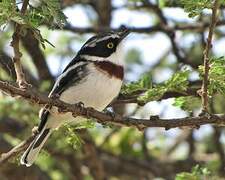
50 61 89 96
38 58 89 131
62 56 87 73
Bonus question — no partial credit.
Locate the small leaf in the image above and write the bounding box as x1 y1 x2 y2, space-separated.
173 96 201 112
179 0 212 18
121 73 152 95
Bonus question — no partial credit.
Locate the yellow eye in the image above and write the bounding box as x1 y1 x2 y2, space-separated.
107 42 114 49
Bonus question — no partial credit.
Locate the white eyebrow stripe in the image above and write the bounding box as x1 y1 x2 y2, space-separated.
96 34 120 43
84 34 120 48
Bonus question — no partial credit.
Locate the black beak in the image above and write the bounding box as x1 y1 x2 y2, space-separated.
118 26 130 41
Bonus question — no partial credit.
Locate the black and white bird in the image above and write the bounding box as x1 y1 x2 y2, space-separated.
20 27 130 166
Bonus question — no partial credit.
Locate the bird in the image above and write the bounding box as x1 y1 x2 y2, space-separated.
20 27 130 167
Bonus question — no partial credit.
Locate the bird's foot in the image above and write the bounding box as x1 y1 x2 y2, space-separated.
32 126 39 135
105 110 116 119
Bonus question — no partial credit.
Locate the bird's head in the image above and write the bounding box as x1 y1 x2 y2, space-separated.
78 27 130 65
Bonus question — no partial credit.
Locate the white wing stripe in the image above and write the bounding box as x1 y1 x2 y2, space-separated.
49 61 86 96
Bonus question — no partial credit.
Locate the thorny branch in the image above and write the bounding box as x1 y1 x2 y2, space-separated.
11 0 30 88
0 80 225 163
201 0 220 113
1 80 225 130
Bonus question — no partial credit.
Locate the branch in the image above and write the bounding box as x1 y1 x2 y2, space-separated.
0 80 225 163
63 20 225 34
11 0 30 88
0 80 225 129
201 0 220 113
63 24 164 34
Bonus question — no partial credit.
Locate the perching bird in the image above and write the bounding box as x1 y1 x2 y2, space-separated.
20 27 130 166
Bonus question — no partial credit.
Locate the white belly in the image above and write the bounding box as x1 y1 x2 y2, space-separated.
60 64 122 111
47 64 122 128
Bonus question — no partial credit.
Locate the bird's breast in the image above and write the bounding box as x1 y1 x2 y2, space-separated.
59 63 123 111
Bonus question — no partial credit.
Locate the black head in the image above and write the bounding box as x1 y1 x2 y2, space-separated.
77 27 130 58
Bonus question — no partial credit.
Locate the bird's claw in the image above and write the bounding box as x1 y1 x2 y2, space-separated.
105 110 116 119
51 93 60 99
76 101 84 108
17 80 32 89
32 126 39 135
199 110 211 118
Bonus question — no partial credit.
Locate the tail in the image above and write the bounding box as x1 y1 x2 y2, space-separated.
20 127 52 167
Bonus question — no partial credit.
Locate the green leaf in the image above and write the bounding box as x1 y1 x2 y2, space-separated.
0 0 20 26
138 86 167 103
200 57 225 97
121 73 152 95
173 96 201 112
178 0 212 17
27 0 67 29
165 70 190 92
64 125 83 150
176 165 212 180
138 70 190 104
159 0 166 8
175 172 198 180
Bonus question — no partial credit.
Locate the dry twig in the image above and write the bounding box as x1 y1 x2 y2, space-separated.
201 0 220 113
11 0 30 88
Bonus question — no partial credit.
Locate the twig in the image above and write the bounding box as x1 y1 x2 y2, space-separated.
201 0 220 113
11 0 30 88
